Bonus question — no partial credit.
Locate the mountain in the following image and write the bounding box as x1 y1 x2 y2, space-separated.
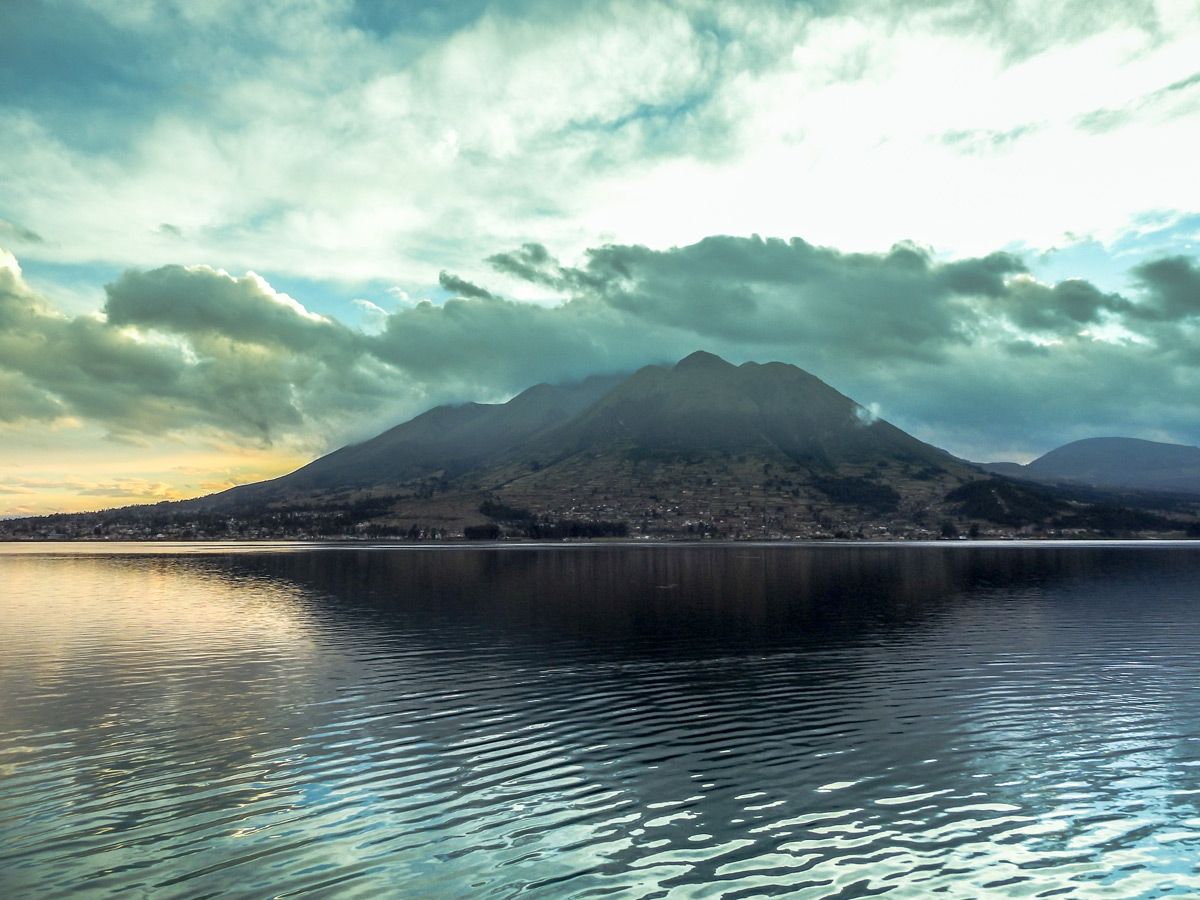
983 437 1200 495
197 350 969 512
7 353 1199 540
173 350 984 537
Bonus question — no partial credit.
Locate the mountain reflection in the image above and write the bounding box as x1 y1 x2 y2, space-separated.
202 544 1135 658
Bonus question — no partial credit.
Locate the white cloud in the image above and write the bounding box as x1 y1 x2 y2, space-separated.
580 7 1200 258
352 298 387 316
4 0 1195 288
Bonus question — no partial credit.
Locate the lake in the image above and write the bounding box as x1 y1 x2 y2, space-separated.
3 541 1200 897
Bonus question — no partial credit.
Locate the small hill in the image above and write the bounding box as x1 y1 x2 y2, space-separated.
984 437 1200 495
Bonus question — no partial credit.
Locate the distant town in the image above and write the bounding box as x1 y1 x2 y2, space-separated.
5 483 1198 543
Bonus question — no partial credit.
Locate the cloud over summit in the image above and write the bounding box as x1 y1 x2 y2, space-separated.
2 234 1198 467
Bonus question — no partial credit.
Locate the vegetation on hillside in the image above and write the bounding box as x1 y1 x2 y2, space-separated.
945 479 1063 525
813 476 901 513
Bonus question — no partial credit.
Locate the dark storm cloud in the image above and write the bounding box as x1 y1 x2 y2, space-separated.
0 258 391 441
998 278 1134 331
486 243 565 287
368 294 626 389
1 268 222 434
571 236 1171 348
3 234 1200 455
518 237 1081 362
938 251 1027 296
1130 256 1200 321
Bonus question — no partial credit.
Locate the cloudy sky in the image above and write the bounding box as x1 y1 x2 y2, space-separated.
2 0 1199 515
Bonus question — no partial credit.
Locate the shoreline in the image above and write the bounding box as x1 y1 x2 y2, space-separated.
3 536 1200 552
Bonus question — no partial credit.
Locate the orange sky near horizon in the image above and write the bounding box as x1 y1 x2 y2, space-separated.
0 427 309 517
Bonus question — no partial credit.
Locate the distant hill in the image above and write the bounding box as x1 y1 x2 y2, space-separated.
983 437 1200 495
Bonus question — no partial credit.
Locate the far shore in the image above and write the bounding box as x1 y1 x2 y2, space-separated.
3 536 1199 550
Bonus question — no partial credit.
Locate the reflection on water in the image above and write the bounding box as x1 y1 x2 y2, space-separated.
3 543 1200 897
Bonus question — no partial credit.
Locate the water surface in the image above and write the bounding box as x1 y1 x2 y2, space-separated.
3 542 1200 897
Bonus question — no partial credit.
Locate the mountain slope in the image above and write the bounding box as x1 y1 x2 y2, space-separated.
198 373 623 507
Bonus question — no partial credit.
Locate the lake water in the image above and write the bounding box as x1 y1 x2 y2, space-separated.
3 542 1200 898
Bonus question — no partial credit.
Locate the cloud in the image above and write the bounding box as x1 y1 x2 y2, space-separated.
4 234 1199 465
352 298 387 317
0 370 65 422
438 271 496 300
456 235 1200 457
0 476 177 499
0 218 43 244
997 276 1135 332
487 243 564 287
2 0 1198 288
1130 255 1200 322
854 402 881 426
105 265 348 353
75 480 178 499
0 251 399 444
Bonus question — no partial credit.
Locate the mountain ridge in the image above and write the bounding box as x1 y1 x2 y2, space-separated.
5 353 1199 540
983 436 1200 496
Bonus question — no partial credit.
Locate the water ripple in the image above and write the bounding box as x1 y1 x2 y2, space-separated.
3 543 1200 897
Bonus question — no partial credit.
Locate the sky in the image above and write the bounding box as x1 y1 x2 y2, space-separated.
2 0 1199 516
